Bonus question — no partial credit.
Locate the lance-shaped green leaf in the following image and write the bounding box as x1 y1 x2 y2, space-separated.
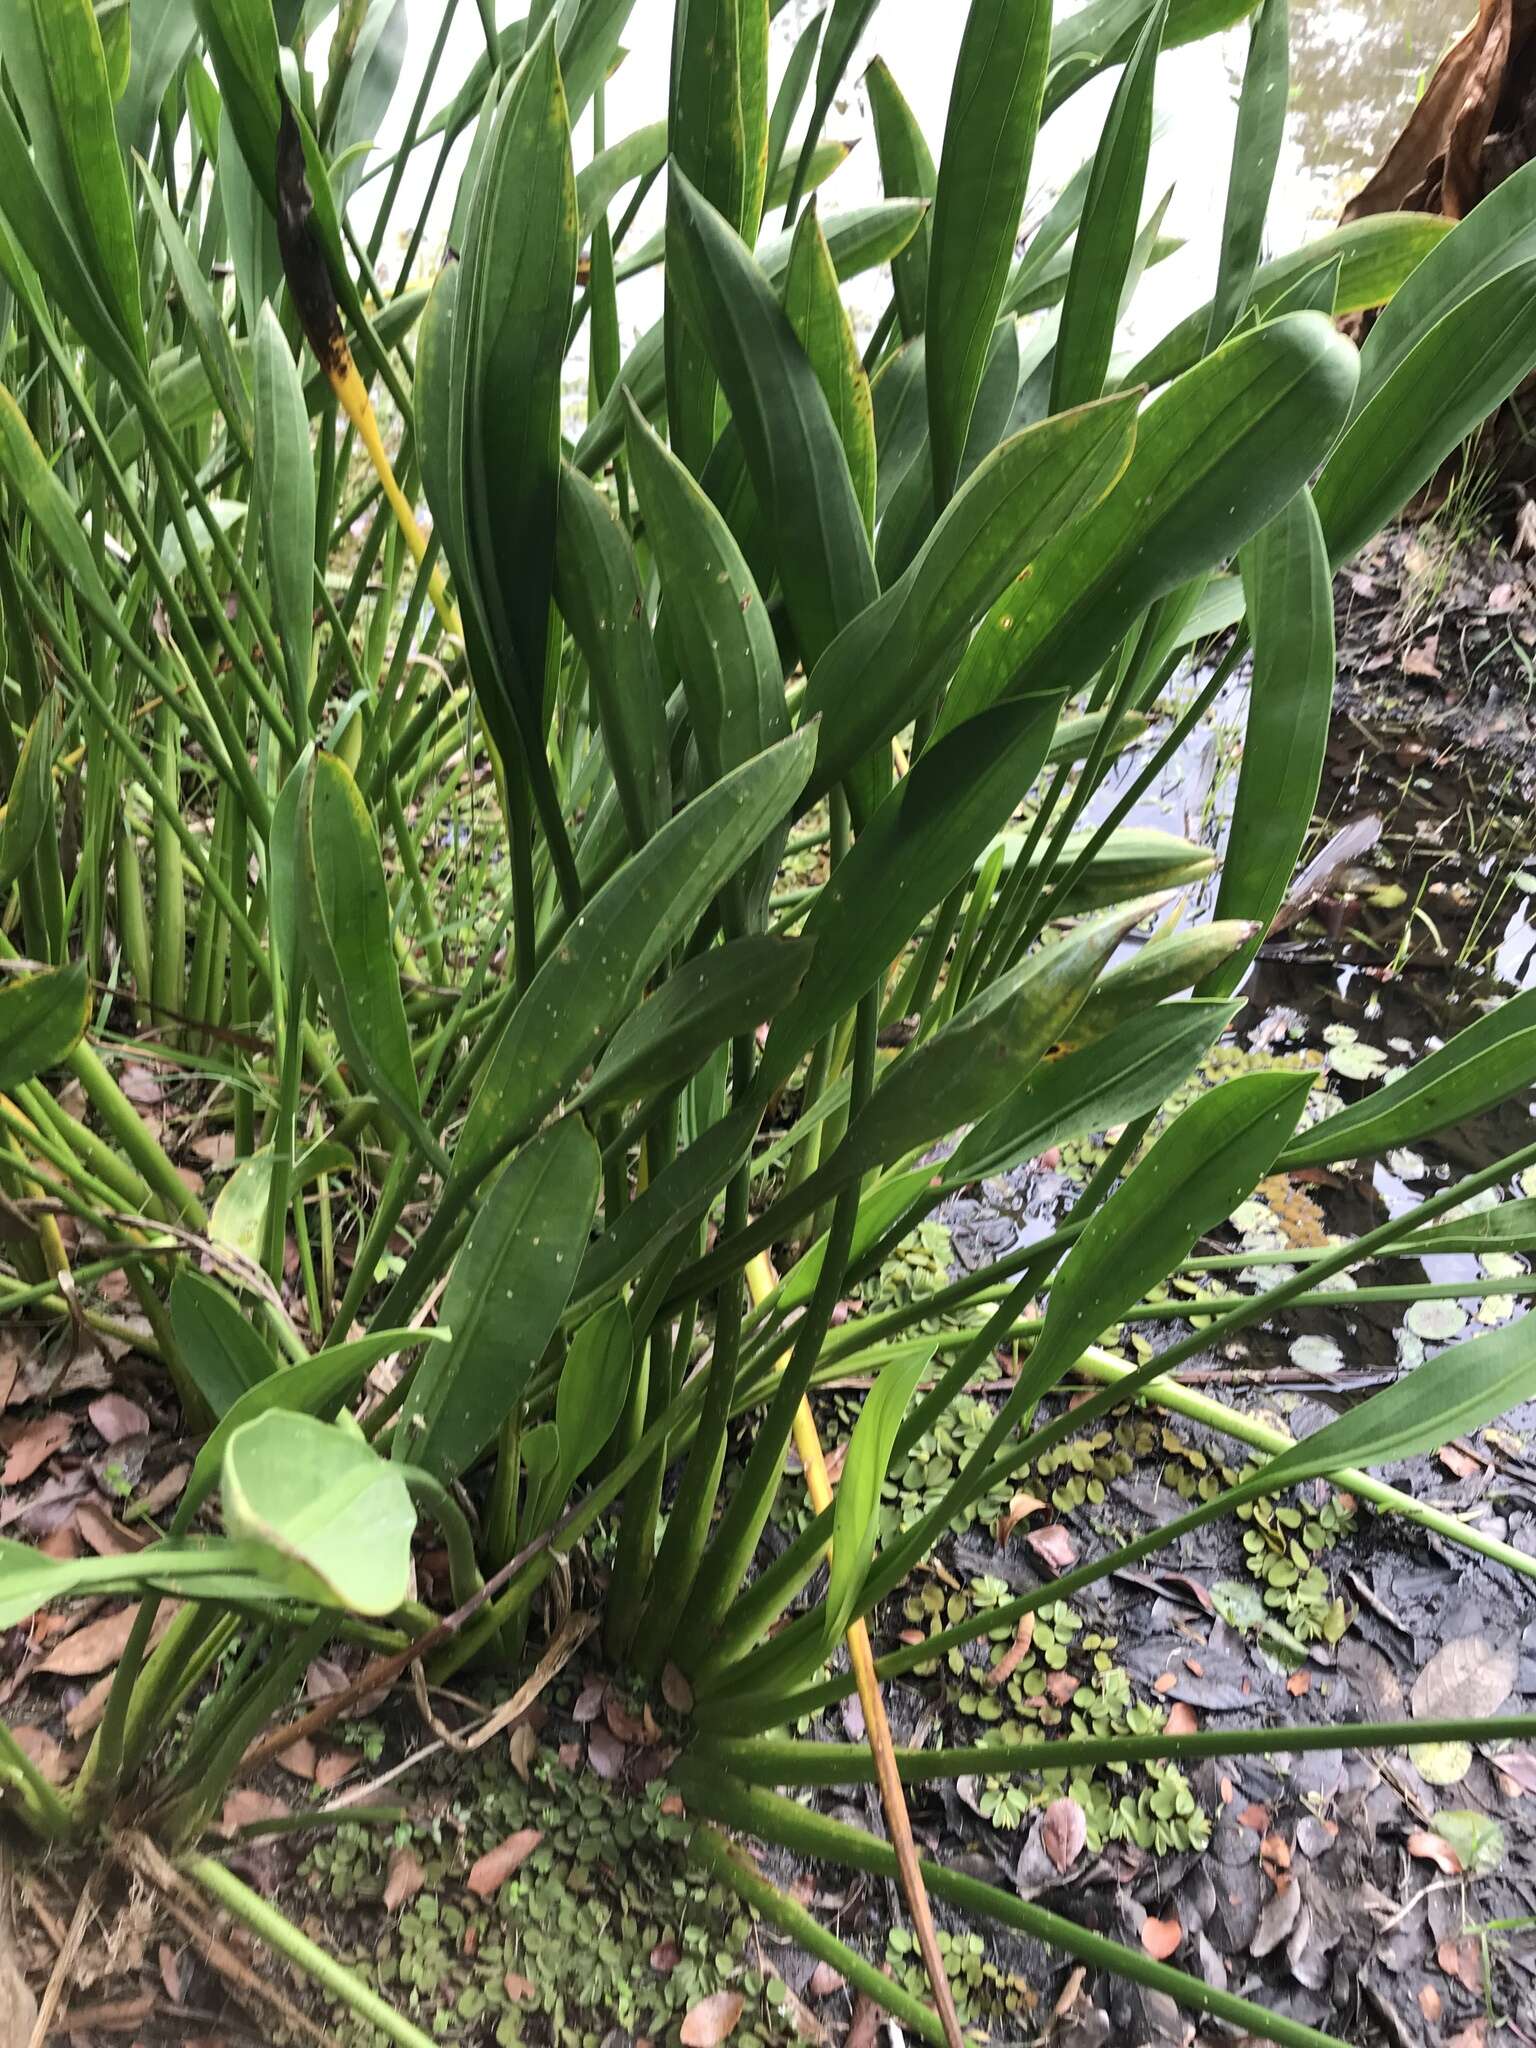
117 0 200 159
553 1299 635 1494
761 698 1061 1093
991 824 1215 914
0 106 137 387
1050 0 1164 414
554 462 671 852
460 21 577 742
1043 0 1259 119
0 385 115 617
1205 0 1288 347
252 303 317 711
1205 489 1332 995
822 1349 929 1642
222 1412 416 1615
1122 211 1451 391
765 5 825 191
180 1324 444 1525
170 1269 277 1422
328 0 408 203
624 400 787 791
454 725 817 1194
296 751 444 1172
781 204 876 531
1013 1069 1314 1402
0 0 146 369
1277 988 1536 1170
578 938 815 1113
665 0 771 471
397 1117 600 1482
578 119 666 234
137 156 252 437
0 961 90 1090
1314 258 1536 568
210 1143 351 1269
0 698 56 895
779 0 876 220
803 392 1138 789
865 56 936 339
0 1536 293 1631
818 899 1156 1189
1259 1311 1536 1491
943 998 1239 1188
1067 921 1256 1042
666 165 877 668
1398 1200 1536 1258
925 0 1051 505
937 312 1358 733
575 198 928 473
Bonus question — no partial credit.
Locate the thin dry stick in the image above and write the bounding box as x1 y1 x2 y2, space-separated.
746 1254 964 2048
25 1866 95 2048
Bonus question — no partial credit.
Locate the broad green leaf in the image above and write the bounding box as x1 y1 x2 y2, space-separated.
0 385 115 617
252 303 316 711
0 698 57 895
460 21 577 747
1015 1069 1314 1400
222 1411 416 1614
579 938 815 1113
937 312 1358 733
1278 989 1536 1170
667 165 877 669
1121 212 1452 391
624 400 787 796
453 725 817 1196
1050 0 1163 414
761 699 1060 1092
553 462 671 851
554 1299 634 1491
819 898 1157 1188
0 0 146 368
1314 259 1536 568
0 962 88 1089
574 199 928 473
397 1117 600 1482
781 205 876 532
296 750 442 1171
1205 488 1332 994
170 1268 277 1421
1399 1200 1536 1258
865 56 935 339
1260 1311 1536 1491
117 0 200 158
1205 0 1288 346
577 119 666 235
1070 920 1256 1042
925 0 1051 504
665 0 771 470
803 392 1138 789
823 1349 929 1641
180 1323 443 1524
944 998 1239 1188
209 1142 351 1268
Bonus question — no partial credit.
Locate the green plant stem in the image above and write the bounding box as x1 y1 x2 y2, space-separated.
700 1711 1536 1786
179 1852 439 2048
689 1825 948 2046
0 1718 74 1840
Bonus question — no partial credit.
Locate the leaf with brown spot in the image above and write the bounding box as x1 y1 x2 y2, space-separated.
680 1991 745 2046
2 1412 71 1485
384 1848 425 1910
1140 1916 1182 1960
1409 1829 1463 1875
1041 1796 1087 1874
87 1393 148 1444
467 1827 543 1897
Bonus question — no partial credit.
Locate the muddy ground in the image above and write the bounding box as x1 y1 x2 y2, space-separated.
7 515 1536 2048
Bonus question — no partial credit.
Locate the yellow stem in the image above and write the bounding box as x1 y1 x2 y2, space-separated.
745 1254 964 2048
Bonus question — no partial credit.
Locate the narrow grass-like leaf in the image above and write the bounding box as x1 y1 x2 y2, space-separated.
397 1117 600 1482
1205 0 1288 346
865 57 936 338
781 205 876 531
252 304 317 719
822 1351 928 1641
0 385 115 616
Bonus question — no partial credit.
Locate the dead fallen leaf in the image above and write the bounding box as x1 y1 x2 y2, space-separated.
1286 1669 1312 1698
1041 1797 1087 1874
1025 1524 1077 1573
985 1613 1036 1690
662 1663 694 1713
272 1735 318 1782
10 1724 66 1784
1152 1672 1179 1695
1495 1750 1536 1796
508 1721 538 1784
651 1940 681 1973
587 1723 626 1780
680 1991 745 2047
1447 2024 1487 2048
73 1501 144 1556
158 1943 186 2005
1409 1829 1463 1875
87 1393 148 1445
2 1412 71 1485
468 1828 544 1897
220 1789 288 1832
1165 1702 1198 1736
1438 1937 1483 1992
995 1492 1049 1544
313 1745 358 1790
605 1694 647 1743
572 1678 607 1723
1419 1986 1444 2024
383 1848 426 1911
1404 638 1441 678
1261 1833 1292 1879
843 1992 881 2048
38 1603 139 1676
807 1961 845 1999
1237 1802 1271 1833
504 1972 537 2004
1413 1634 1518 1722
1140 1916 1182 1960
